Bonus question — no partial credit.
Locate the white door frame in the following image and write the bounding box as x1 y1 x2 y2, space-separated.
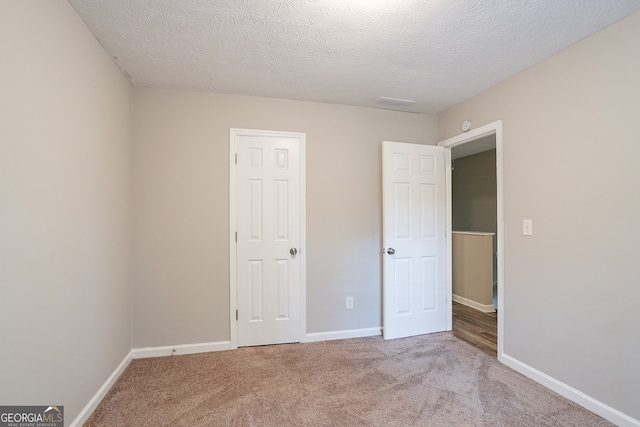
438 120 504 360
229 128 307 349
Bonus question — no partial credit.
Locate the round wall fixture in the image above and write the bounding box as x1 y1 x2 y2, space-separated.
461 120 472 132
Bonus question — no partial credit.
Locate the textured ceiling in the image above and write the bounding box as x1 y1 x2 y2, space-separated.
68 0 640 114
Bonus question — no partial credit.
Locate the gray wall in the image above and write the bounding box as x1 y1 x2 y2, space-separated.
132 88 437 346
452 149 497 234
0 1 132 424
439 11 640 420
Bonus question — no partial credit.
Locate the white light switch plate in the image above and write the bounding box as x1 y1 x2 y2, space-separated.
346 297 354 310
523 219 533 236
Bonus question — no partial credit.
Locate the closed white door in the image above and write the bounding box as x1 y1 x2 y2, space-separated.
233 130 304 347
382 141 448 340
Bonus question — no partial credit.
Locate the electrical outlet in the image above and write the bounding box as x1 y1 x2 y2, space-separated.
346 297 354 310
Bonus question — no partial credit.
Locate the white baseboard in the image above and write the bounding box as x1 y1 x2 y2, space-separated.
72 336 638 427
71 333 381 424
70 350 133 427
132 340 232 359
452 294 495 313
304 327 381 343
501 354 640 427
71 341 231 425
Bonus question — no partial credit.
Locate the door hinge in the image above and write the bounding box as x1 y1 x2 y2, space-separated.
236 309 238 321
235 231 237 242
235 153 237 164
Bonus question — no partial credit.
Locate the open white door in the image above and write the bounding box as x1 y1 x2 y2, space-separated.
382 141 449 340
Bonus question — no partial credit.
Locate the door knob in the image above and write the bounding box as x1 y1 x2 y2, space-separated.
386 247 395 255
290 248 298 255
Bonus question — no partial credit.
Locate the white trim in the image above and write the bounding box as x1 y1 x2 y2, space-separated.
452 294 496 313
229 129 238 350
299 135 307 347
73 339 640 427
69 350 133 427
229 128 307 349
71 341 232 425
444 147 453 331
304 327 382 343
438 120 504 361
131 341 232 359
438 121 501 147
501 354 640 427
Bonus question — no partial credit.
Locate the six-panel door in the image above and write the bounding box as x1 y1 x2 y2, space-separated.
382 141 448 340
236 135 302 346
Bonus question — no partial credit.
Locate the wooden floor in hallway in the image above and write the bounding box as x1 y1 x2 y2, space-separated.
452 301 497 357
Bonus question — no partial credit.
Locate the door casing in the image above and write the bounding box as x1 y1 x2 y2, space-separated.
438 120 504 360
229 128 307 349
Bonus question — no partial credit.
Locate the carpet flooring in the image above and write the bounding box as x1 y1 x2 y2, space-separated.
85 332 611 426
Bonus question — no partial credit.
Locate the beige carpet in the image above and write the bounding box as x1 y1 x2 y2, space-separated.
86 332 611 426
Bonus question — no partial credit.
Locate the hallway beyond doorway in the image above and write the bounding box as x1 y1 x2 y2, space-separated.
452 301 497 356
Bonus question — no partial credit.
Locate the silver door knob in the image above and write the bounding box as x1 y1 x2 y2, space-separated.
290 248 298 255
387 248 395 255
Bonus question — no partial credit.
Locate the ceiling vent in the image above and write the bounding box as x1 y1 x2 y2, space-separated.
376 97 416 107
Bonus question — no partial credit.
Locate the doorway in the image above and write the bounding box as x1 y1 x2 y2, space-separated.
438 121 504 360
229 128 307 348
